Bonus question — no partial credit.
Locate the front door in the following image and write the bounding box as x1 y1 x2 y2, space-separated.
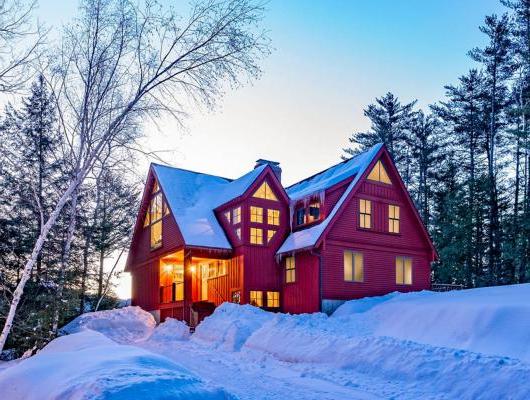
201 263 209 301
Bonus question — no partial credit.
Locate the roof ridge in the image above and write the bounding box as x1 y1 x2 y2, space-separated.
151 162 233 182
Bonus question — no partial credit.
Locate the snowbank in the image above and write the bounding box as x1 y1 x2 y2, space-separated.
60 306 156 344
192 302 274 351
0 330 234 400
148 318 190 343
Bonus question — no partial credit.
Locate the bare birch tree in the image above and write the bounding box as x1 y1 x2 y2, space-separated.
0 0 269 351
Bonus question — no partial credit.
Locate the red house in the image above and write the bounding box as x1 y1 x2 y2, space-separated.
125 143 436 323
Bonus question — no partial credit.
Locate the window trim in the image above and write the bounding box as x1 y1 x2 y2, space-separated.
232 206 241 225
359 199 372 229
250 206 264 223
388 204 400 234
267 209 280 226
343 250 364 282
396 256 412 285
285 256 296 283
250 290 263 307
250 227 263 245
266 291 280 308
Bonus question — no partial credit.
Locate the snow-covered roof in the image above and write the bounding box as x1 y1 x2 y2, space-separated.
277 143 383 254
153 164 267 250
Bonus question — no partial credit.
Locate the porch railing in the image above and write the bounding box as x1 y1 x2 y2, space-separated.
159 283 184 303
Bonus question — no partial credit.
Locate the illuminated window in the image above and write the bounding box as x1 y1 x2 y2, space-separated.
218 261 227 276
143 211 150 227
250 227 263 244
285 256 295 283
250 290 263 307
267 229 276 243
389 205 400 233
308 202 320 222
396 256 412 285
296 208 305 225
231 290 241 304
367 160 392 184
359 199 371 229
344 251 364 282
224 210 230 222
236 228 241 240
152 180 160 193
250 206 263 223
268 209 280 225
267 291 280 308
208 262 217 278
253 182 278 201
232 207 241 224
159 263 184 303
149 192 163 249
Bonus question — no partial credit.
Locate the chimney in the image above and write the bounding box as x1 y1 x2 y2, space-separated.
255 159 282 182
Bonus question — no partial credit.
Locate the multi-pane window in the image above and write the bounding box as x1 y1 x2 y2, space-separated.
359 199 372 229
367 160 392 184
232 207 241 224
267 230 276 243
308 202 320 222
147 184 164 249
250 206 263 223
253 182 278 201
344 251 364 282
296 208 305 225
250 227 263 244
267 291 280 308
268 209 280 225
250 290 263 307
285 256 295 283
389 205 400 233
396 256 412 285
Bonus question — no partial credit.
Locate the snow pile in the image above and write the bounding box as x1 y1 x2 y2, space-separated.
193 302 275 351
0 330 234 400
334 284 530 361
60 306 156 344
148 318 190 343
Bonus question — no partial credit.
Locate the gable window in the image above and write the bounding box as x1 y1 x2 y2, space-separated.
250 227 263 245
267 229 276 243
367 160 392 184
267 291 280 308
359 199 372 229
232 207 241 224
308 201 320 222
268 209 280 225
344 251 364 282
236 228 241 240
250 206 263 223
388 205 400 233
146 183 164 249
295 208 305 226
396 256 412 285
253 181 278 201
160 263 184 303
224 210 230 222
250 290 263 307
285 256 295 283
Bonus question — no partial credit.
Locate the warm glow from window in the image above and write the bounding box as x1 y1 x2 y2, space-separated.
250 227 263 244
367 160 391 184
159 262 184 303
250 206 263 223
267 291 280 308
359 199 371 229
308 201 320 222
152 180 160 193
267 229 276 243
268 209 280 225
149 192 164 249
389 205 400 233
250 290 263 307
253 182 278 201
236 228 241 240
344 251 363 282
396 256 412 285
224 210 230 222
232 207 241 224
286 256 295 283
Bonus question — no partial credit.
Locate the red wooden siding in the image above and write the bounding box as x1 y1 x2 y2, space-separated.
131 260 159 311
205 255 243 305
282 251 320 314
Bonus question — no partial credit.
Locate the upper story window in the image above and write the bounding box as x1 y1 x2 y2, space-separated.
388 205 400 233
308 201 320 222
295 207 305 226
224 210 230 222
250 227 263 245
359 199 372 229
253 182 278 201
268 209 280 225
232 206 241 224
344 250 364 282
367 160 391 184
267 229 276 243
250 206 263 223
144 180 166 250
285 256 295 283
396 256 412 285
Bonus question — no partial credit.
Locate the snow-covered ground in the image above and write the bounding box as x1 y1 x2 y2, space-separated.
1 284 529 399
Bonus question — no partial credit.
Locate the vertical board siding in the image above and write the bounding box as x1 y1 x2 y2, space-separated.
131 260 159 311
282 251 320 313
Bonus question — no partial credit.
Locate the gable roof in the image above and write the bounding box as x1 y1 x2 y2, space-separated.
277 143 384 254
153 163 268 250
